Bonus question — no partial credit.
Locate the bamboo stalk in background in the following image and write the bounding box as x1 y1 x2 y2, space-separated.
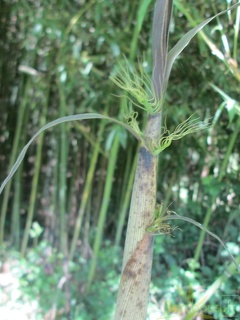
21 79 50 257
129 0 152 62
47 136 59 246
161 172 176 213
66 146 79 221
116 146 133 211
57 80 69 253
11 101 31 248
11 168 21 248
69 119 106 261
114 151 138 248
86 133 120 291
93 155 106 226
194 117 240 264
0 79 31 244
83 189 92 253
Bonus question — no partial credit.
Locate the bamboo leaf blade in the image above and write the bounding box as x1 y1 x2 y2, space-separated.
129 0 152 61
0 113 143 196
162 214 240 272
165 3 240 85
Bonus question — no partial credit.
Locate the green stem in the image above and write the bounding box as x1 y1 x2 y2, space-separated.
217 119 240 182
11 104 31 248
11 167 21 248
48 139 59 245
58 81 68 253
21 83 49 257
0 79 30 244
129 0 152 61
117 145 133 209
115 150 138 247
194 119 240 264
233 4 240 61
66 148 78 221
162 172 176 212
69 120 105 261
74 123 107 157
86 134 120 291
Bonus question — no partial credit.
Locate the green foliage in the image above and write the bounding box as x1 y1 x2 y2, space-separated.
149 115 210 155
110 58 163 114
0 241 120 319
146 203 180 235
0 0 239 319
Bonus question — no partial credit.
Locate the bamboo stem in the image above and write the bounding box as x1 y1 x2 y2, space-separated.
194 119 240 263
114 114 161 320
0 79 30 244
114 1 172 317
58 81 69 253
11 167 21 248
21 81 49 257
86 134 120 291
115 151 138 247
11 104 31 248
69 120 106 261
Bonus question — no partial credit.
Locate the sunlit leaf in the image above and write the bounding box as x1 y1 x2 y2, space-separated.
210 83 240 123
165 3 240 86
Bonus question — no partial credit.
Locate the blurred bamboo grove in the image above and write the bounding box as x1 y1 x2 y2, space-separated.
0 0 240 319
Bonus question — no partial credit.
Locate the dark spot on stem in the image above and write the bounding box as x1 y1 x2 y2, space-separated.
124 267 136 279
140 147 152 172
136 301 144 309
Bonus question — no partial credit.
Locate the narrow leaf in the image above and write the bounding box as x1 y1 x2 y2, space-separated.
0 113 142 195
129 0 152 61
163 215 240 272
210 83 240 122
165 3 240 85
136 0 152 33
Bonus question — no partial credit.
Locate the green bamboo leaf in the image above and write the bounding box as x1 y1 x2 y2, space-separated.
210 83 235 101
136 0 152 32
210 83 240 123
165 3 240 86
162 214 240 272
0 113 143 195
129 0 152 61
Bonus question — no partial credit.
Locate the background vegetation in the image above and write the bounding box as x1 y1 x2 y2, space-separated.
0 0 239 319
